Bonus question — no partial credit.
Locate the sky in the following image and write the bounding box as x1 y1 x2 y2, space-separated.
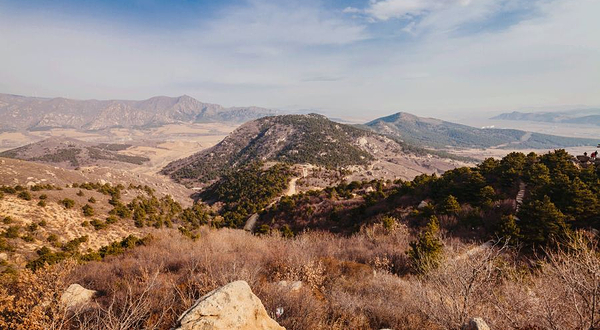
0 0 599 120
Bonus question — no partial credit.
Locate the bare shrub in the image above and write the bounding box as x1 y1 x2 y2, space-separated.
0 260 75 330
410 240 508 329
533 231 600 330
66 227 426 329
259 282 328 330
76 268 174 330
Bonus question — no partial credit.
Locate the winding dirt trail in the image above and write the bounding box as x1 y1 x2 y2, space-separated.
285 177 299 196
244 175 301 231
516 181 526 212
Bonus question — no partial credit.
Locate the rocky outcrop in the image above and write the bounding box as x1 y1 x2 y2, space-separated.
174 280 284 330
462 317 490 330
61 283 96 309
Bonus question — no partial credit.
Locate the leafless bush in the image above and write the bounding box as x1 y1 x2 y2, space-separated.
84 269 173 330
0 260 75 330
533 231 600 330
410 240 509 329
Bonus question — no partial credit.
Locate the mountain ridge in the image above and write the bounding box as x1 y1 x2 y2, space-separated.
365 111 598 149
491 108 600 125
0 93 277 131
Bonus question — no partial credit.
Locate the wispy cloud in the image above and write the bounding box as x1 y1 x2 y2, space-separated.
368 0 467 21
198 0 367 51
345 0 536 35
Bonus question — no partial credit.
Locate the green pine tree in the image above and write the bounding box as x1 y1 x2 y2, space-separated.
518 195 571 246
438 195 461 215
408 216 444 274
497 214 522 241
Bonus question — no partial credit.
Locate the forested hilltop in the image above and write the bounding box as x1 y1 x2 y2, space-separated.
162 114 374 185
161 113 460 187
165 146 600 251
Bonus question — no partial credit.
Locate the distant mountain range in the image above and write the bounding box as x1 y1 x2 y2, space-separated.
161 114 460 187
0 93 277 131
364 112 598 149
491 108 600 125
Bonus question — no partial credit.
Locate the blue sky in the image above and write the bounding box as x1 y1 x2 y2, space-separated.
0 0 598 120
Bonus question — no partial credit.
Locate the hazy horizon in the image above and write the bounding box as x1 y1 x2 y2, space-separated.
1 0 599 119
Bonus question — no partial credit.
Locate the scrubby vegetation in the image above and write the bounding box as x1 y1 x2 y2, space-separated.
30 184 61 191
82 204 94 217
59 198 75 209
0 140 148 167
407 216 443 273
25 234 150 271
2 228 600 330
86 146 149 165
95 143 132 151
261 150 600 250
17 190 32 201
31 148 83 167
269 115 374 166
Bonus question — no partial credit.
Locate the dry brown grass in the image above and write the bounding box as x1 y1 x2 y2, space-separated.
64 226 422 330
2 226 599 330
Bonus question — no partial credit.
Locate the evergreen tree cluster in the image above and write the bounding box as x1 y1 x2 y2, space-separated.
396 150 600 247
200 162 293 228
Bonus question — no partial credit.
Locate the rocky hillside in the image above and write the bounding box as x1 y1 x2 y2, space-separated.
162 114 462 187
365 112 598 149
0 93 276 131
0 137 149 168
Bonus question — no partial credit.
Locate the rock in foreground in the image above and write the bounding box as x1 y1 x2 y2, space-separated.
61 283 96 309
463 317 490 330
174 280 284 330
